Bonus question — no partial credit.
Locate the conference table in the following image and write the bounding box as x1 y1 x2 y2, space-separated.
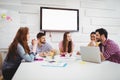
12 55 120 80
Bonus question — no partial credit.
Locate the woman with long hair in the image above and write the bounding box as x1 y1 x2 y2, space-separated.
59 32 74 56
2 27 38 80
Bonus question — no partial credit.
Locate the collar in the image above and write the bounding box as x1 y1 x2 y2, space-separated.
102 39 109 46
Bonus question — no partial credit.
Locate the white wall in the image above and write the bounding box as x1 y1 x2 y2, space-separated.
0 0 120 52
0 8 20 48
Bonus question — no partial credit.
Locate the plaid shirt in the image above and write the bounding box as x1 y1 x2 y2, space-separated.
99 39 120 63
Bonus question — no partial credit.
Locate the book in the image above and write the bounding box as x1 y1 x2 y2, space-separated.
41 62 67 67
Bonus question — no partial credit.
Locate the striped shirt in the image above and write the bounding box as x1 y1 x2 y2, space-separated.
99 39 120 63
36 42 52 54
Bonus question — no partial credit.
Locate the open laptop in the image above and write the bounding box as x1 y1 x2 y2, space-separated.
80 46 101 63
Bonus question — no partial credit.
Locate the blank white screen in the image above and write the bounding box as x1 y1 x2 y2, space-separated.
41 8 78 31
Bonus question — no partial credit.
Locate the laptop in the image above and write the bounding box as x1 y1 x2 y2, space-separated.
80 46 101 63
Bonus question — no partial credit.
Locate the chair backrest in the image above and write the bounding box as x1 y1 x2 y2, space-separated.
0 53 3 80
0 53 2 70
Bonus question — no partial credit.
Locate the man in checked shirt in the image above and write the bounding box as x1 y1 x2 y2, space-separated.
95 28 120 64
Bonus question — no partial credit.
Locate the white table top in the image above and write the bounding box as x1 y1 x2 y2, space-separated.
12 55 120 80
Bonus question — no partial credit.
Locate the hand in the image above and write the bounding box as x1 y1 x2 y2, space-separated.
88 41 96 46
60 52 66 57
39 52 46 57
69 53 72 56
76 51 80 55
32 39 38 46
100 53 105 61
31 39 38 53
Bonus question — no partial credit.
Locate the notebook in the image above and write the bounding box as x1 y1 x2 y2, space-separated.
80 46 101 63
41 62 67 67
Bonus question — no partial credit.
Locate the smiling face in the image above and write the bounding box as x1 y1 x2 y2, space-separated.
67 33 72 41
39 36 46 44
96 32 102 42
90 34 96 41
95 28 108 43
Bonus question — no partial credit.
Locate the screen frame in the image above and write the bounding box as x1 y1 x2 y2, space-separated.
40 7 79 32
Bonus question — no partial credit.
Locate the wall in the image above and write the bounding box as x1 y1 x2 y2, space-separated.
0 8 20 48
0 0 120 52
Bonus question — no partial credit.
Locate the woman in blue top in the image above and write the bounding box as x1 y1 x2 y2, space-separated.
2 27 38 80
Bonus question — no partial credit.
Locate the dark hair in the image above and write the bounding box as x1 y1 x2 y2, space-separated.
95 28 108 39
68 41 72 53
62 32 72 53
37 32 45 39
7 27 30 61
90 32 96 35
